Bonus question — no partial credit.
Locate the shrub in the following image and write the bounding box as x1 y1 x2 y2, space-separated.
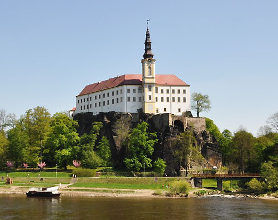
72 168 96 177
169 180 190 196
152 189 163 196
246 178 265 194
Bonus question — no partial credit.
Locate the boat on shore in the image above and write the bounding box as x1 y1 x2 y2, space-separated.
26 186 61 198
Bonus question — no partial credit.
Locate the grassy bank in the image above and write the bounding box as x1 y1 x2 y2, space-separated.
70 177 186 190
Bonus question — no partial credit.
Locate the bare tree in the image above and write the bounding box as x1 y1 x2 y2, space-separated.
0 109 16 131
112 115 131 149
267 112 278 132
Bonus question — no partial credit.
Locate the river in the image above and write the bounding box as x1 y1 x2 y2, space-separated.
1 195 278 219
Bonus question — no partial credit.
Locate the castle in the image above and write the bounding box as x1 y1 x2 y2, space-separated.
74 27 190 116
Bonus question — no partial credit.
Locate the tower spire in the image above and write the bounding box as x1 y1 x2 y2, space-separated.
143 20 154 59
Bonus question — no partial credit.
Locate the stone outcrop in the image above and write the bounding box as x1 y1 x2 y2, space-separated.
73 112 222 176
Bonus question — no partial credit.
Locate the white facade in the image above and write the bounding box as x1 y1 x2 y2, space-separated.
75 85 144 115
75 83 190 116
154 85 190 115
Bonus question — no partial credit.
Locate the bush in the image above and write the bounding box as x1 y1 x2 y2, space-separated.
169 180 190 196
72 168 96 177
246 178 265 194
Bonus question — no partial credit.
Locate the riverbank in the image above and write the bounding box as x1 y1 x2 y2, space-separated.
1 185 278 201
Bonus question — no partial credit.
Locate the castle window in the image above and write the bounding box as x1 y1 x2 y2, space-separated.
78 100 79 103
138 87 142 93
99 95 101 99
167 97 170 102
127 97 131 102
103 94 105 98
149 95 152 100
178 97 181 102
107 100 109 105
183 89 186 94
127 89 130 93
148 85 152 92
117 98 119 103
156 108 159 113
84 98 86 102
178 108 181 112
95 96 97 100
95 103 97 107
172 97 175 102
87 98 89 102
81 99 82 103
183 97 186 102
120 89 123 94
116 90 119 95
81 106 82 110
139 97 142 102
133 97 136 102
103 101 105 106
112 91 114 96
84 105 85 109
90 97 92 101
120 97 123 102
164 108 167 112
161 89 164 94
178 89 180 94
112 99 114 104
161 97 164 102
133 89 136 93
166 89 169 94
99 102 101 106
155 97 158 102
107 93 109 97
155 87 158 93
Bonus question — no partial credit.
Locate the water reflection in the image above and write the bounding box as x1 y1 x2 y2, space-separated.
1 196 278 219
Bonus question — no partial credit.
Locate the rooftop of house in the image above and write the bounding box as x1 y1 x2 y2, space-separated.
77 74 189 97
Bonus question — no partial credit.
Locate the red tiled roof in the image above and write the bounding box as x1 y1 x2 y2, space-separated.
77 74 188 96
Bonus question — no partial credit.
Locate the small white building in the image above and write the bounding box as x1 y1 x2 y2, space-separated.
74 28 190 116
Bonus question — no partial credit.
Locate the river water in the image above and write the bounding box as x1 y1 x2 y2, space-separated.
1 195 278 219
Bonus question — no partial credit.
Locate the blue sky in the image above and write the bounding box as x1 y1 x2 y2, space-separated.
0 0 277 135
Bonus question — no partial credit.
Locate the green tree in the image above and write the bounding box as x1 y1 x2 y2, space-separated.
191 93 211 117
153 158 166 175
174 129 205 176
96 136 111 166
261 161 278 191
124 122 157 172
7 121 28 167
0 130 8 168
80 122 104 168
231 130 255 173
21 106 51 166
82 150 103 169
45 112 80 168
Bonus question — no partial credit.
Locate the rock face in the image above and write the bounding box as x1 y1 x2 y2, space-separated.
73 112 222 176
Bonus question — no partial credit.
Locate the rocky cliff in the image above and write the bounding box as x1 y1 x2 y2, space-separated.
73 112 222 176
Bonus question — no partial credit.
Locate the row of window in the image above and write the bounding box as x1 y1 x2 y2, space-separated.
154 87 186 94
80 97 124 110
154 96 186 102
78 89 124 103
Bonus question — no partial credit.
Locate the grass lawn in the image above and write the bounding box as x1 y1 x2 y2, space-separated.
70 177 186 190
0 171 71 178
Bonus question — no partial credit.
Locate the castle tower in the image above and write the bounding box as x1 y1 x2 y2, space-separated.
141 26 156 114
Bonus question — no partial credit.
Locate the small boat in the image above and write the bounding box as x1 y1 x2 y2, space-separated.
26 186 61 198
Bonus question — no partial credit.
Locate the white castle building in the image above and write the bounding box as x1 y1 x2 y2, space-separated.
75 28 190 116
